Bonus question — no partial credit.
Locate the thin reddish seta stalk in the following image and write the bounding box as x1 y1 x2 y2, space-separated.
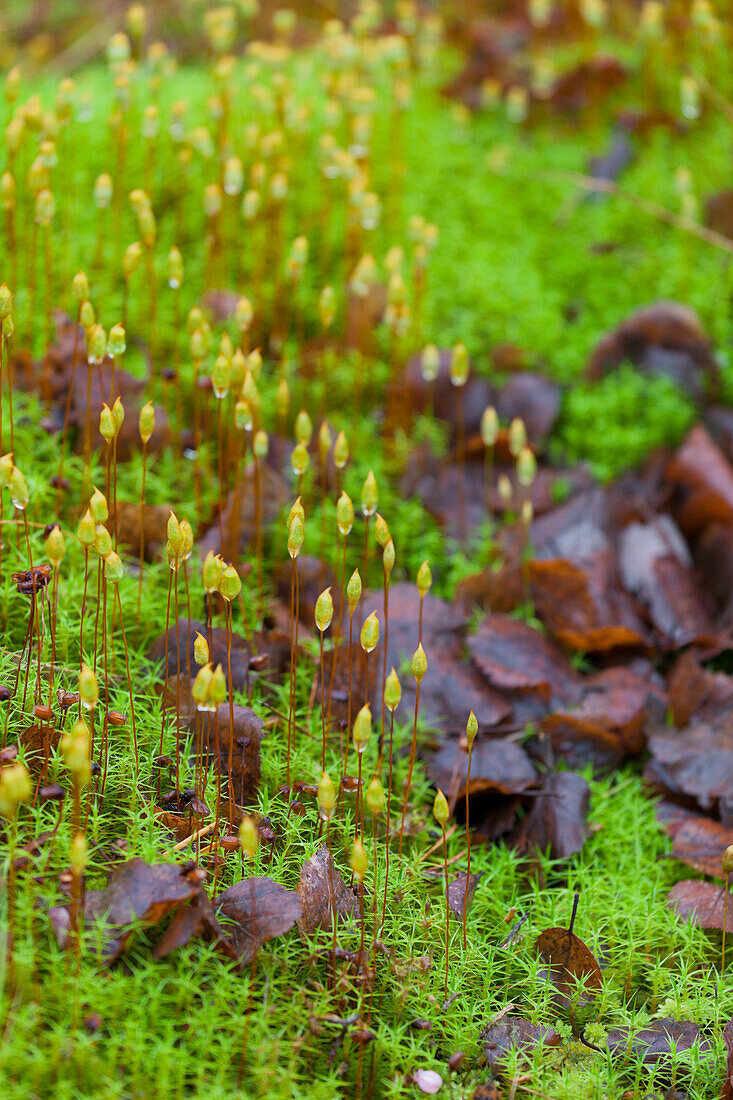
319 631 326 773
156 570 174 801
173 570 181 796
254 453 263 621
286 557 295 788
341 607 355 796
457 385 466 545
78 548 89 717
442 822 449 1002
463 742 473 950
380 706 395 933
137 438 148 622
398 681 422 858
226 599 236 829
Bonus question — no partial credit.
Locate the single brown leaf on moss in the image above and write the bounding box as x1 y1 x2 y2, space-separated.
535 926 602 1009
540 715 624 771
605 1018 713 1067
666 879 733 932
215 876 302 965
667 651 710 728
152 889 234 961
529 555 648 654
446 870 484 923
82 858 204 961
495 372 561 446
515 771 590 860
645 718 733 812
671 817 733 879
480 1016 561 1077
467 614 579 704
428 738 537 804
296 845 358 935
618 518 716 648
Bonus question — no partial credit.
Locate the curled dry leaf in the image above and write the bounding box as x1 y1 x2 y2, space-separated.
535 926 602 1010
152 888 234 961
215 876 302 966
296 845 358 935
446 870 484 923
480 1016 561 1076
515 771 590 861
666 879 733 932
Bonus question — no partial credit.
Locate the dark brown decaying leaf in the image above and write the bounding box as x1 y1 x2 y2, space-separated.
515 771 590 860
529 554 649 653
535 926 602 1009
150 619 292 693
446 871 484 923
152 889 234 961
666 425 733 534
540 714 623 771
666 879 733 932
670 816 733 879
605 1018 713 1066
667 651 711 728
495 372 561 446
480 1016 561 1076
617 518 716 647
645 718 733 812
215 876 302 965
296 846 358 935
82 858 204 961
427 738 537 806
467 614 579 704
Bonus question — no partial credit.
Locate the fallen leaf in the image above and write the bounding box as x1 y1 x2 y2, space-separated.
428 738 537 805
645 717 733 812
587 302 717 401
495 372 561 446
467 614 579 704
480 1016 561 1076
446 871 484 923
666 879 733 931
401 347 493 440
617 518 716 647
535 926 602 1010
671 817 733 879
539 715 623 771
530 554 649 653
151 888 233 961
605 1018 713 1066
666 425 733 534
82 858 204 961
215 875 302 965
515 771 590 860
296 846 358 935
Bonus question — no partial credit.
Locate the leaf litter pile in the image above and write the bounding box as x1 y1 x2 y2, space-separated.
5 3 733 1099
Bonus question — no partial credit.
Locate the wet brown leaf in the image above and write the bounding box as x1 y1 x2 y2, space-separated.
515 771 590 860
428 738 537 805
530 554 649 653
401 348 493 439
606 1018 713 1066
535 926 602 1009
296 845 358 935
645 718 733 812
480 1016 561 1076
495 372 561 446
666 879 733 931
671 817 733 879
215 876 302 965
587 302 717 401
446 870 484 923
151 888 233 961
467 614 579 704
666 425 733 534
83 858 204 961
618 518 716 647
667 651 711 728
